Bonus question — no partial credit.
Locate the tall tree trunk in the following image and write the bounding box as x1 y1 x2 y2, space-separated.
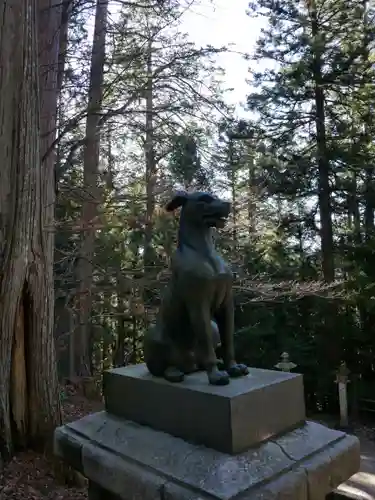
347 170 361 243
114 280 127 367
229 140 238 248
144 38 157 271
247 151 256 236
364 167 374 239
56 0 72 97
361 1 373 243
0 0 62 459
359 0 375 348
76 0 108 376
296 202 305 277
54 0 72 373
309 0 337 375
309 0 334 282
142 38 157 321
55 0 72 183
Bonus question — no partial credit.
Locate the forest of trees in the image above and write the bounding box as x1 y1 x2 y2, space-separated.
0 0 374 462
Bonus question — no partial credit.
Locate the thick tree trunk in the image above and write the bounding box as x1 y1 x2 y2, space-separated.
309 0 338 374
32 0 63 446
309 0 335 282
76 0 108 376
0 0 61 460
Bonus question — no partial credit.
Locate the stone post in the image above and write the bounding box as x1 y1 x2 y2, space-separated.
335 362 350 429
274 352 297 372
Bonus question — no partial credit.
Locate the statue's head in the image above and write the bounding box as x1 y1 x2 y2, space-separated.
166 191 231 229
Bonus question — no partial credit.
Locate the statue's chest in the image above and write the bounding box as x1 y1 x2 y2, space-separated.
209 254 231 276
175 253 231 279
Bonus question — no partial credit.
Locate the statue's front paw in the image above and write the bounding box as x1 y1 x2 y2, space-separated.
227 362 249 378
207 367 230 386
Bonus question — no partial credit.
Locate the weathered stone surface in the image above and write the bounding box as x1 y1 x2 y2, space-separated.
274 421 346 461
327 436 361 488
54 411 360 500
88 481 122 500
247 468 308 500
163 482 212 500
54 426 84 473
83 442 164 500
63 412 293 499
103 363 306 454
301 435 360 500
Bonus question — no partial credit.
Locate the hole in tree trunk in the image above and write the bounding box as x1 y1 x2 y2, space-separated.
10 284 28 450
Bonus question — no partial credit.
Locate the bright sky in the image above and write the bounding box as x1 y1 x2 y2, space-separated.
180 0 264 115
107 0 264 116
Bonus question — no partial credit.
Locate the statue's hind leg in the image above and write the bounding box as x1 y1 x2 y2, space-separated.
163 366 185 383
163 345 188 382
196 320 222 371
180 350 198 374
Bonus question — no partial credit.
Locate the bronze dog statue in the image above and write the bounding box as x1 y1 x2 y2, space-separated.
143 191 249 385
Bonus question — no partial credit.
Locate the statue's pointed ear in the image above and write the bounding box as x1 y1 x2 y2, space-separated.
165 191 188 212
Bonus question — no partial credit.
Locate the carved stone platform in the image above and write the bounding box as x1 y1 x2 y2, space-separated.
103 363 306 454
54 364 360 500
55 411 360 500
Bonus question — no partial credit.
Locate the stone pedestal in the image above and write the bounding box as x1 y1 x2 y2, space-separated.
54 364 360 500
55 411 359 500
103 364 306 454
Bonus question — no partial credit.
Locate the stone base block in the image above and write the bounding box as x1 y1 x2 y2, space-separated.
88 481 120 500
54 411 360 500
103 363 306 453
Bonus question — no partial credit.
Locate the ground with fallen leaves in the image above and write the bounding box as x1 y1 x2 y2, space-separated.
0 385 103 500
1 389 375 500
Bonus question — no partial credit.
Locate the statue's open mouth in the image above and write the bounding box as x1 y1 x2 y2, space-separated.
204 213 228 228
215 217 226 228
